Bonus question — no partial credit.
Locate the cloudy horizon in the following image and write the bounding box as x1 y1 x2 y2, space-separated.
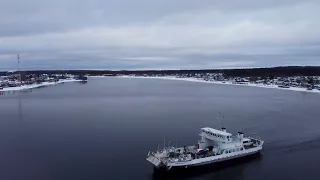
0 0 319 70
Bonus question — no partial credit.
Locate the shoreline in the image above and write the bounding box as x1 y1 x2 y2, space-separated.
115 76 320 94
0 79 81 92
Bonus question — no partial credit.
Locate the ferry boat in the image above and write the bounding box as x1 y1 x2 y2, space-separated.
146 127 264 170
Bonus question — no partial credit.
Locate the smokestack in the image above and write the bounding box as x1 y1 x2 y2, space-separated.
221 127 226 132
238 132 243 139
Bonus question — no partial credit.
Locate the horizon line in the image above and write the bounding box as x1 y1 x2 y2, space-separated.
1 65 320 73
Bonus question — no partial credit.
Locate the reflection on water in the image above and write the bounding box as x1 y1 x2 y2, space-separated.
18 92 23 122
78 81 88 84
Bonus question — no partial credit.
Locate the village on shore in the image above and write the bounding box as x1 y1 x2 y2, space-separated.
0 71 87 91
121 72 320 91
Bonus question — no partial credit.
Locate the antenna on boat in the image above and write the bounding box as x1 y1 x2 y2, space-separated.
163 137 166 149
217 112 224 121
217 112 225 129
201 119 203 128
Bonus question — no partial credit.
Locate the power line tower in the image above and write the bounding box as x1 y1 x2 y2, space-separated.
17 54 21 82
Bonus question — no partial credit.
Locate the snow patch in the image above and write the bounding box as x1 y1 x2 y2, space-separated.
0 79 81 92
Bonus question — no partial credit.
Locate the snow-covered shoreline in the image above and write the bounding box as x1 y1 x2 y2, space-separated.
115 76 320 94
5 75 317 93
0 79 81 92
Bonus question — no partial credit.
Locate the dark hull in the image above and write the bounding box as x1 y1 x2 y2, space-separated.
152 152 262 178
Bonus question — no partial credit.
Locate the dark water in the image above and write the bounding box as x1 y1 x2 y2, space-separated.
1 77 320 180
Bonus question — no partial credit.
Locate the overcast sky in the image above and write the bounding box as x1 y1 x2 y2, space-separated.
0 0 319 70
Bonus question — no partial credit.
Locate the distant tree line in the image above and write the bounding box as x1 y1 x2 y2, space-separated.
220 66 320 78
1 66 320 78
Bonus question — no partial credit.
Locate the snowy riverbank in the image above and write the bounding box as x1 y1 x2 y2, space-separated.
116 76 320 94
0 79 81 92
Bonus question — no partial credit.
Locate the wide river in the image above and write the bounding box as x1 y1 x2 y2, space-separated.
1 77 320 180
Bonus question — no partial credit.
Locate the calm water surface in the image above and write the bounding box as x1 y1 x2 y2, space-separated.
1 77 320 180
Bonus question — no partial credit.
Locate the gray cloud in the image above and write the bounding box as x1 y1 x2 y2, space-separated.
0 0 319 70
